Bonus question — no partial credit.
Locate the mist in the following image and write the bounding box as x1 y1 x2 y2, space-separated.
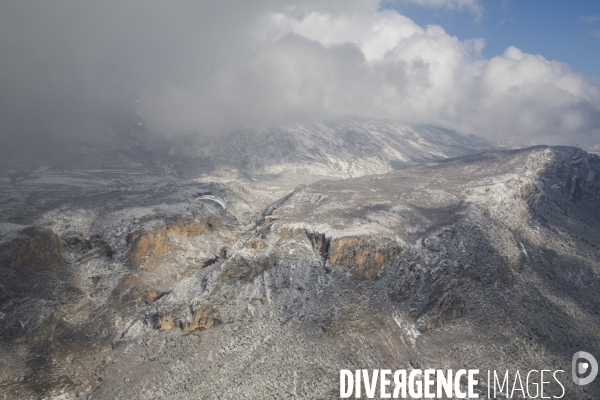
1 0 600 151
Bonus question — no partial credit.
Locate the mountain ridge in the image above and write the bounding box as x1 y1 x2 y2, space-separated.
1 144 599 398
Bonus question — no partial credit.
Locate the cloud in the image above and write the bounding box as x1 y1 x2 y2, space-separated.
580 15 600 38
1 0 599 150
138 4 600 144
581 15 600 23
388 0 484 22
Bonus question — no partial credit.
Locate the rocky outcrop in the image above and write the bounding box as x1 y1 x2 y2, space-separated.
181 305 221 333
240 230 400 281
1 227 62 271
245 238 267 250
155 305 220 333
165 216 221 236
156 314 176 331
417 294 466 332
390 280 418 301
219 255 277 282
328 236 400 280
276 227 307 240
64 233 113 261
126 217 220 268
306 232 330 257
126 230 169 269
114 274 143 299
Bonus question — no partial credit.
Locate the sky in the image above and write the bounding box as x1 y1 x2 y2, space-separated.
389 0 600 78
0 0 599 151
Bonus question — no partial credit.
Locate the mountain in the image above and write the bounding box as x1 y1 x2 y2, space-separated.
1 115 499 181
0 116 502 224
1 119 599 398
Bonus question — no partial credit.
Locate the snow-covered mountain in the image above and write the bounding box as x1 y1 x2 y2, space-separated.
171 118 501 179
2 118 600 398
1 116 501 181
0 116 503 223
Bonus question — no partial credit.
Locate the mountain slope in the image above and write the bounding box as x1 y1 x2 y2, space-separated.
113 145 596 399
172 118 501 179
1 116 501 183
2 145 599 398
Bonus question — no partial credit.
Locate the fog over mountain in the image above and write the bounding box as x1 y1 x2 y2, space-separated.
1 0 600 151
1 133 599 398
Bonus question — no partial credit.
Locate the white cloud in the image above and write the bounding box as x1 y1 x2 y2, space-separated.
1 0 599 147
390 0 484 22
581 15 600 23
136 3 600 144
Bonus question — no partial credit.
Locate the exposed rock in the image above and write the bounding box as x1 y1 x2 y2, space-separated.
245 238 267 250
181 305 221 333
126 230 168 269
1 227 62 271
421 294 465 331
219 254 277 282
165 217 220 236
156 314 175 331
328 236 400 280
126 218 218 268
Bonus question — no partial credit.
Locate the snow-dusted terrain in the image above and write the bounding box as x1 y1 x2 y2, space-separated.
1 119 599 399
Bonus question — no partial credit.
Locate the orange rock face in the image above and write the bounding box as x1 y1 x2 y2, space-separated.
181 306 221 333
155 305 220 333
126 217 219 268
328 236 399 280
157 314 176 331
2 227 63 272
126 230 169 268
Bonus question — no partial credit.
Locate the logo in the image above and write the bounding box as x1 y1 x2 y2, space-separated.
572 351 598 385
